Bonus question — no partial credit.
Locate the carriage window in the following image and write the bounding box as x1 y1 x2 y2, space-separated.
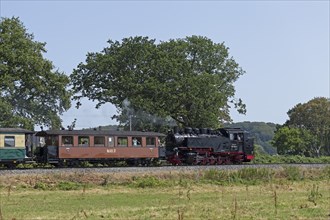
79 136 89 147
46 136 52 145
62 136 73 146
108 137 114 147
46 136 59 146
94 136 105 146
146 137 155 147
117 137 128 147
4 136 15 147
132 137 142 147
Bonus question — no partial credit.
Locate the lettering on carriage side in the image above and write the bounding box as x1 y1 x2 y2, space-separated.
107 149 116 153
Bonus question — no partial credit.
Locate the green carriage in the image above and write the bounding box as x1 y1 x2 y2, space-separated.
0 128 34 168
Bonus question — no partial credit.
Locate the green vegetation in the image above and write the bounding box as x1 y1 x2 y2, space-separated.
0 167 329 219
254 154 330 164
253 145 330 164
273 97 330 157
0 17 71 129
71 35 246 128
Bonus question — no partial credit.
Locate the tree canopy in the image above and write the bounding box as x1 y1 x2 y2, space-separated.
271 126 312 156
272 97 330 157
71 36 246 128
0 17 71 129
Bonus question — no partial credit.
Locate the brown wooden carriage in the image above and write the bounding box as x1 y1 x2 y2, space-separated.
35 129 165 166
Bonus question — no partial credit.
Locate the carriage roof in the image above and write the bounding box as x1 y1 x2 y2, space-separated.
0 128 34 134
35 129 165 137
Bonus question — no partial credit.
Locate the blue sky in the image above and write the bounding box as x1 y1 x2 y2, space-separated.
1 1 329 129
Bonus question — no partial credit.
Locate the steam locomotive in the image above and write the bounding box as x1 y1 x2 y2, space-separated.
0 127 254 168
165 127 254 165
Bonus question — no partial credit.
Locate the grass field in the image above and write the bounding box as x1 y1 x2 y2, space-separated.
0 167 329 219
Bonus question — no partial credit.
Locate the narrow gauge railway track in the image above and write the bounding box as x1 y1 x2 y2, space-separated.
0 163 328 176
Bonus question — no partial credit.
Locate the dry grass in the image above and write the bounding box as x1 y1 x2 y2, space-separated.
0 167 329 219
0 166 328 188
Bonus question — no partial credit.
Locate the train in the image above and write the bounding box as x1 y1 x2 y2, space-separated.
0 127 254 168
166 127 254 165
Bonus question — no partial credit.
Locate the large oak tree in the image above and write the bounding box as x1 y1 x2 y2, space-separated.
0 17 71 129
272 97 330 156
71 36 246 128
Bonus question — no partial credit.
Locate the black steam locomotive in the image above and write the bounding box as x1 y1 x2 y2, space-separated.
165 127 254 165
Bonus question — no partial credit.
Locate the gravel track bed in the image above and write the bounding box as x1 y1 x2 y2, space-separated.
0 163 328 176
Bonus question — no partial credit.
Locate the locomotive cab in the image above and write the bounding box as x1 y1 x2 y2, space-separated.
219 128 254 162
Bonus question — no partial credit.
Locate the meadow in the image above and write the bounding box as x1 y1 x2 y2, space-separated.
0 166 329 220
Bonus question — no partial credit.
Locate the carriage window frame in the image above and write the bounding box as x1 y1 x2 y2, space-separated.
78 136 90 147
62 136 73 146
108 136 114 147
4 136 15 147
146 137 156 147
132 137 142 147
94 136 105 147
117 137 128 147
46 135 59 146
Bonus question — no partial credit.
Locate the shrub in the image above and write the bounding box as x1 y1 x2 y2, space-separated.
34 182 49 190
203 169 229 183
282 166 303 181
203 168 274 185
308 184 322 206
132 176 164 188
237 168 274 183
57 181 82 190
321 166 330 179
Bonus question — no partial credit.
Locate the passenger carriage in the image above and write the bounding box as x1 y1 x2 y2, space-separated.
35 129 165 166
0 128 34 168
